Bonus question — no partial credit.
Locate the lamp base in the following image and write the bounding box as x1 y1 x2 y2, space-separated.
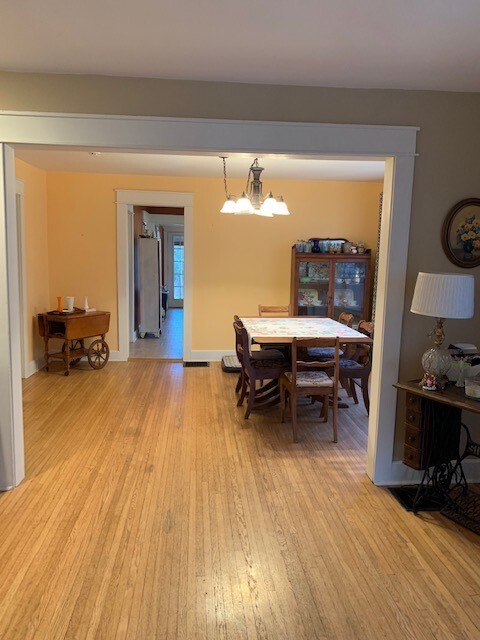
421 346 452 378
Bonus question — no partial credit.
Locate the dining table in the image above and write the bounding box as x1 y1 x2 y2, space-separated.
239 316 372 410
240 316 373 346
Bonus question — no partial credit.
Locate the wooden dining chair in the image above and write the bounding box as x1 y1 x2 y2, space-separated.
280 337 340 443
234 321 289 418
339 320 374 414
337 311 354 327
306 311 353 361
258 304 291 317
257 305 291 356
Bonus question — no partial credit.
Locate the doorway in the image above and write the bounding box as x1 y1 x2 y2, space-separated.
0 115 417 490
129 207 185 360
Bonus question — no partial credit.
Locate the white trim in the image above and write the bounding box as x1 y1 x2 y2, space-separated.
25 357 44 378
0 111 418 487
116 190 193 361
0 145 25 489
0 111 419 157
190 349 236 362
366 156 416 484
127 205 136 342
15 178 29 379
106 350 124 362
381 459 480 486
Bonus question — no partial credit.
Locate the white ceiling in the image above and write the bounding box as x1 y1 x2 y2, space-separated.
2 1 480 92
13 147 385 181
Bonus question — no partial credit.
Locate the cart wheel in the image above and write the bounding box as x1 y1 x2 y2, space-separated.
87 339 109 369
62 340 82 366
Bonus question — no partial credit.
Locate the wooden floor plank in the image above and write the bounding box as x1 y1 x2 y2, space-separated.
0 361 479 639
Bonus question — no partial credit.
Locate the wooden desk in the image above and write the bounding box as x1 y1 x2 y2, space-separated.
38 310 110 376
394 380 480 516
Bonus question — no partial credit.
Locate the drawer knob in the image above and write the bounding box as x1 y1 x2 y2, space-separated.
408 414 415 421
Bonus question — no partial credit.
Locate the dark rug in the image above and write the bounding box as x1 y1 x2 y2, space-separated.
388 486 447 512
441 489 480 536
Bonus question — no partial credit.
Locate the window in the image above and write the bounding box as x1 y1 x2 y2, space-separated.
173 235 184 300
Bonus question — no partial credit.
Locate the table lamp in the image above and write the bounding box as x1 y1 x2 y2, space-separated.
410 272 474 383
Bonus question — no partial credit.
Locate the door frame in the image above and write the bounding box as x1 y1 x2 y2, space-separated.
15 178 29 378
167 230 184 308
0 112 417 489
116 190 193 361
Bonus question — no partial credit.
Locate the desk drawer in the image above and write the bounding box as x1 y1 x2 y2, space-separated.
405 408 422 429
406 392 421 411
404 424 423 449
403 444 424 470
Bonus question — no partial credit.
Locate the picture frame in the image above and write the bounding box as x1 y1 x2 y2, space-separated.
441 198 480 268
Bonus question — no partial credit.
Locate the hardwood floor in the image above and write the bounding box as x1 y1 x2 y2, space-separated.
1 361 479 639
129 308 183 360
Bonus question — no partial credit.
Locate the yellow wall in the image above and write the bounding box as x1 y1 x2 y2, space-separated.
44 171 382 351
15 159 50 366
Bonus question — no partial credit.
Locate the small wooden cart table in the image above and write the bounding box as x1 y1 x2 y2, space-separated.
38 310 110 376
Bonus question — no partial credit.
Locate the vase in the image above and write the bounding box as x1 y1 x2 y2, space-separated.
463 239 474 260
311 238 321 253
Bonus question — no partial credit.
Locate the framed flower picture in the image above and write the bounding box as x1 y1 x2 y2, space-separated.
441 198 480 268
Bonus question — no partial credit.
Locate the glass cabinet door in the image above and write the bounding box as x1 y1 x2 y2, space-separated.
333 261 366 325
297 260 330 316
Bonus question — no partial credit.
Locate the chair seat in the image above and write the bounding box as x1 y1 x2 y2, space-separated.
339 359 363 369
251 357 287 369
307 347 344 359
252 349 285 361
284 370 333 387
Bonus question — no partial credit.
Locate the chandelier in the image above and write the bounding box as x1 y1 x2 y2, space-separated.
220 157 290 217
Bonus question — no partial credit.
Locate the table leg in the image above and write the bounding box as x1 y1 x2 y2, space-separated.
412 399 466 513
44 336 49 371
64 340 71 376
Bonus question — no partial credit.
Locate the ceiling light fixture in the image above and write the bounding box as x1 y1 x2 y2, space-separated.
220 157 290 217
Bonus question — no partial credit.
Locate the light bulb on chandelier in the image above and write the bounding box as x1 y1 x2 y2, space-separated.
220 157 291 217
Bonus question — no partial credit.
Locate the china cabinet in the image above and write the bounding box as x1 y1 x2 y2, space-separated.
290 246 371 325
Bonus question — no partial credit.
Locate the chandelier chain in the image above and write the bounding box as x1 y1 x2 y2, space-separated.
221 156 229 199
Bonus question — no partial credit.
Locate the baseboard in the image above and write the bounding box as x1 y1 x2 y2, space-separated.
108 350 126 362
374 459 480 486
25 357 45 378
185 349 235 362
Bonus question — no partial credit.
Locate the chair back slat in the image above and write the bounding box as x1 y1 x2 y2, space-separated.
338 312 354 327
291 337 340 381
258 304 291 317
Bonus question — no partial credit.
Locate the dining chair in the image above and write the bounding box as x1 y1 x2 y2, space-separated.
257 305 291 357
306 311 353 361
258 304 291 317
234 321 289 419
337 311 354 327
338 320 374 414
280 337 340 443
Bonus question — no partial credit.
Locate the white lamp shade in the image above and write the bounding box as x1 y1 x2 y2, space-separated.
220 197 237 214
260 193 278 215
235 193 255 215
411 272 474 319
273 197 290 216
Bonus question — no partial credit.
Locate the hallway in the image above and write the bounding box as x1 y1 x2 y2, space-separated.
129 308 183 360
